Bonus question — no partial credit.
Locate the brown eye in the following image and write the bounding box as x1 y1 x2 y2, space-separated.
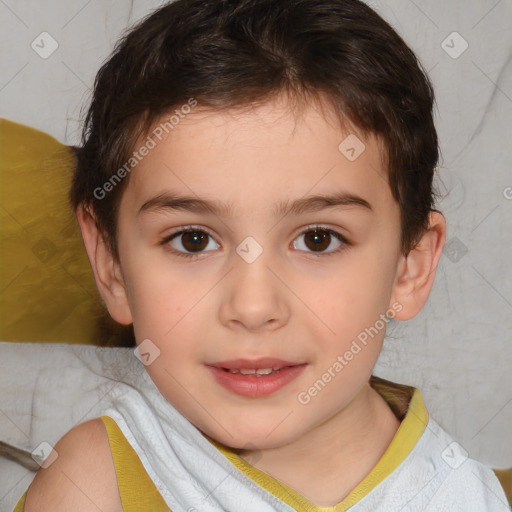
304 229 331 251
166 228 219 255
293 227 347 255
180 231 209 252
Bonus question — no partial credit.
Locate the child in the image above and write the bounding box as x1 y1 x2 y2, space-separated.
15 0 510 510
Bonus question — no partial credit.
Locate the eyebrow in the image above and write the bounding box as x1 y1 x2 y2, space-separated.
138 191 373 218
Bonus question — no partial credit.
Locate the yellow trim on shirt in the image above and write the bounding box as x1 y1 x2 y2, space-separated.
12 490 26 512
208 382 428 512
100 415 171 512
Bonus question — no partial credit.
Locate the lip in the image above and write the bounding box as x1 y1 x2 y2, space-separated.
208 358 301 370
206 359 307 397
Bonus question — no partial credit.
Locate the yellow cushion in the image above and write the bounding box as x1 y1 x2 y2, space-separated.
0 118 122 344
494 468 512 506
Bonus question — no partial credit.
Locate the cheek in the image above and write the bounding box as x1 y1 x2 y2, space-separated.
124 260 214 378
308 249 397 333
129 280 191 341
117 231 195 334
296 253 399 395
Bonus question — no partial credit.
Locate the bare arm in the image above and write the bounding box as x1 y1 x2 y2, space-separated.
23 418 123 512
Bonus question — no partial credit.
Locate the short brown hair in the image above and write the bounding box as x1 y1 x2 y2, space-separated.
71 0 439 260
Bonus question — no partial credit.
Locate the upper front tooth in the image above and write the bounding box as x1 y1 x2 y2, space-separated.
256 368 273 375
233 368 274 375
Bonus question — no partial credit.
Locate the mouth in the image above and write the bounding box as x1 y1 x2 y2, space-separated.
205 358 307 397
221 367 287 376
208 357 302 373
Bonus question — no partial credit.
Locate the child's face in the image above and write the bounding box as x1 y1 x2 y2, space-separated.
115 94 404 449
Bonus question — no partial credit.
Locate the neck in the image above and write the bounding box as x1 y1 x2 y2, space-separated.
237 383 401 507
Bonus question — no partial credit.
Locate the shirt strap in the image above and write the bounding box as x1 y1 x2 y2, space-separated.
100 415 171 512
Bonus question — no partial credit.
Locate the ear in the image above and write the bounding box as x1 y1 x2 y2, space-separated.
76 205 133 325
390 211 446 320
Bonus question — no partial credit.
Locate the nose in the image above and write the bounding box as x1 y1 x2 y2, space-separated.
218 245 290 332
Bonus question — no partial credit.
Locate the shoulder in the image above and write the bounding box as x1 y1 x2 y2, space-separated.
407 419 509 510
428 457 510 511
24 417 122 512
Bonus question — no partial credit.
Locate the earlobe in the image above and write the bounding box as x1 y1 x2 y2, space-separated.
76 205 133 325
390 211 446 321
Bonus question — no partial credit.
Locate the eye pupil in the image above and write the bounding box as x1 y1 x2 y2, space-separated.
305 229 330 251
182 231 208 252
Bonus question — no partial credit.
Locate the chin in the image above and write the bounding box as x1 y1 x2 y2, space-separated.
205 420 302 452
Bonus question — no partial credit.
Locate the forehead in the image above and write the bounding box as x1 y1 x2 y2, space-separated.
121 95 393 218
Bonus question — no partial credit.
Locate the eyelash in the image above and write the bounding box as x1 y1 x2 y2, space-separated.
159 224 351 260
